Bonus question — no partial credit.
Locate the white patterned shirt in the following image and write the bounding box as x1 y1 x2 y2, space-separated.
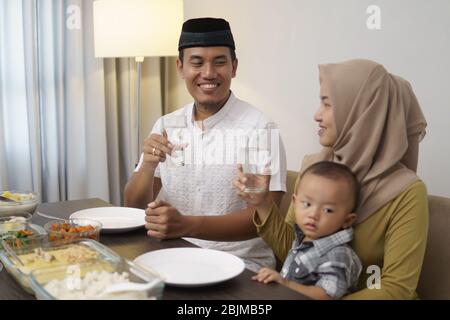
136 92 287 272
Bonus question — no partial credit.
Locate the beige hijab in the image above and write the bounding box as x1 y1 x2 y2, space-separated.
302 59 427 224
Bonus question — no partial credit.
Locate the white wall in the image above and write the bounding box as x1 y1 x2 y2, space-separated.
175 0 450 197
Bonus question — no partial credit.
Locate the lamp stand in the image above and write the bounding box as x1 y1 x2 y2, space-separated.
135 56 144 167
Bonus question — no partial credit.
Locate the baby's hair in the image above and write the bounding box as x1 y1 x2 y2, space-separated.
298 161 360 212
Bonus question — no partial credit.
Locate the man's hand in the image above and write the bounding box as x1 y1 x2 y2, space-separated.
142 134 173 170
252 267 285 284
145 200 188 239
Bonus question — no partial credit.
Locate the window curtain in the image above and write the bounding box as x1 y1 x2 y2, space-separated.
0 0 164 205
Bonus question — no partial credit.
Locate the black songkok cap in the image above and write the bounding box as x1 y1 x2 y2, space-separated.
178 18 235 51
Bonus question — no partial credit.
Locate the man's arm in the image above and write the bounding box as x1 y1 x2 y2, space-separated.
124 133 171 209
124 166 162 209
145 191 283 241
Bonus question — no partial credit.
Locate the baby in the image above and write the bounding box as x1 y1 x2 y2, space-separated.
253 161 362 299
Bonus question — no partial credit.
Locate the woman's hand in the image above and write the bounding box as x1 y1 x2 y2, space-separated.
252 267 285 284
233 164 271 207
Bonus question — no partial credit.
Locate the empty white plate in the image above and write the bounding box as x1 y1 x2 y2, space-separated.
70 207 146 233
134 248 245 287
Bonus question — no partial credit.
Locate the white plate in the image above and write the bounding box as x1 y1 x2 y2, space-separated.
134 248 245 287
70 207 146 233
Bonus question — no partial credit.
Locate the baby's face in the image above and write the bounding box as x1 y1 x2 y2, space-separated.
293 173 356 242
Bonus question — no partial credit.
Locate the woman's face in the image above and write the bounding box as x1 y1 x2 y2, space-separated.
314 82 338 147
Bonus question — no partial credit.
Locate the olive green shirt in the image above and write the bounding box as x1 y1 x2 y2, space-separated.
255 180 429 299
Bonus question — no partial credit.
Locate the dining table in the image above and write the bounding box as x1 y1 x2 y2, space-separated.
0 198 308 301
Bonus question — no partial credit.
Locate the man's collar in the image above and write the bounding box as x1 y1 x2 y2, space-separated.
190 91 236 129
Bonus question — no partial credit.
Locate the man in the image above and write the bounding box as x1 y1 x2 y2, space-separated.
124 18 287 272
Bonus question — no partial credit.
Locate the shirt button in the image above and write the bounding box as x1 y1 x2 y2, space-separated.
295 268 300 273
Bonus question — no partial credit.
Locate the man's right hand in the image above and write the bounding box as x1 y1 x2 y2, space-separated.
142 133 173 170
145 200 193 239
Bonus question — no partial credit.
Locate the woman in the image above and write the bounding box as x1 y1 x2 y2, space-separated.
236 59 428 299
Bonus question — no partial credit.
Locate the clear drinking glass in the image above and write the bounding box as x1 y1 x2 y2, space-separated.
162 115 189 167
241 134 272 193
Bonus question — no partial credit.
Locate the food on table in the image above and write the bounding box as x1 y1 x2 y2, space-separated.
9 229 34 237
43 270 148 300
1 228 37 249
1 229 34 241
47 221 100 243
48 222 96 235
15 245 100 274
0 191 34 203
6 216 28 223
0 192 39 216
0 216 29 233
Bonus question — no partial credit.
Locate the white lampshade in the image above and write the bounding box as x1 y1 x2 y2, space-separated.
93 0 183 58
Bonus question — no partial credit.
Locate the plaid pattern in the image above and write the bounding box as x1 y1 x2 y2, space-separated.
280 225 362 299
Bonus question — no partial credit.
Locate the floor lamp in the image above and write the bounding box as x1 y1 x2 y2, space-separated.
93 0 183 164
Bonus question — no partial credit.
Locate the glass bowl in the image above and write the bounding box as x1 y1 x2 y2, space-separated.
0 212 33 234
29 258 164 300
0 238 122 294
44 218 102 245
0 191 39 216
0 222 46 250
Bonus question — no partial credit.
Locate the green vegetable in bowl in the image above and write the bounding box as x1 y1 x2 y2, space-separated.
1 229 35 249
